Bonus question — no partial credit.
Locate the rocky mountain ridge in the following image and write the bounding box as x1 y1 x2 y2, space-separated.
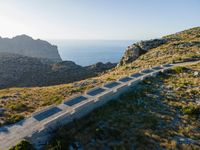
86 62 116 73
0 53 116 89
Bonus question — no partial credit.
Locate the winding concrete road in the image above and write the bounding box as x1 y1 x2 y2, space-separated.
0 60 199 150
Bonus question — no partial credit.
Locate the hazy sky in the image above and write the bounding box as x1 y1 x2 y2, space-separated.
0 0 199 40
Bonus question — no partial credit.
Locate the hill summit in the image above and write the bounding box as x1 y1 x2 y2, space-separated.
0 35 62 62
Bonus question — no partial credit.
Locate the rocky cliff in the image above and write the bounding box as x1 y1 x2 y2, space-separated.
118 39 168 66
0 35 62 62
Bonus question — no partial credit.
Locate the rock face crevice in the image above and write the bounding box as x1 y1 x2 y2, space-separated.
0 35 62 62
118 39 168 66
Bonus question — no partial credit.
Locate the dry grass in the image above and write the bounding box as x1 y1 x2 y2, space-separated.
0 27 200 126
44 62 200 150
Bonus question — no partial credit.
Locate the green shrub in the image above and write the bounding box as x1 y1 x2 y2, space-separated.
5 114 24 125
172 66 186 74
182 105 200 117
9 103 28 112
106 77 114 81
186 54 200 59
9 140 35 150
195 34 200 38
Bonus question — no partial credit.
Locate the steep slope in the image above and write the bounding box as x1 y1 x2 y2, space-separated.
0 27 199 127
0 35 62 62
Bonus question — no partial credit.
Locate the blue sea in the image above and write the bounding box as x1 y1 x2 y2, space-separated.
50 40 134 66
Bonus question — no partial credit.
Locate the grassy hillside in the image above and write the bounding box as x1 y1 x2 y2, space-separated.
44 62 200 150
0 27 200 126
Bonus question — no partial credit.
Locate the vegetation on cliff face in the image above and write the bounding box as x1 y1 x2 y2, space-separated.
0 27 199 126
45 62 200 150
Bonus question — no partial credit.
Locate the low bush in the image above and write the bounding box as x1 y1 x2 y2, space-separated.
172 66 186 74
8 103 28 112
182 105 200 117
5 114 24 125
106 77 114 81
9 140 35 150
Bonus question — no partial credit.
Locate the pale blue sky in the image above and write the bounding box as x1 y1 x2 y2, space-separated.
0 0 199 40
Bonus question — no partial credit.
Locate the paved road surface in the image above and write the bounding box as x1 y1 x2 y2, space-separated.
0 60 199 150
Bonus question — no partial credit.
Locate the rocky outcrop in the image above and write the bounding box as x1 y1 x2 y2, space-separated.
85 62 116 73
171 41 200 49
0 35 62 62
0 53 115 89
118 39 168 66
